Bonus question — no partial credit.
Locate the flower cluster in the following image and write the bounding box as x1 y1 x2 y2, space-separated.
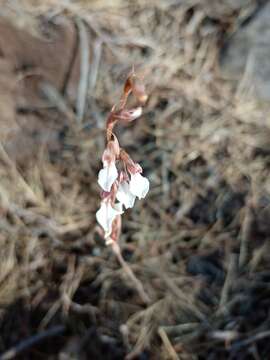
96 71 149 244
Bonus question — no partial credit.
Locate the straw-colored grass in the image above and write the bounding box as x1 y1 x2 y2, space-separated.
0 1 270 359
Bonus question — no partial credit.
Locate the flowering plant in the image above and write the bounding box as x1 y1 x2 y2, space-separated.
96 70 149 245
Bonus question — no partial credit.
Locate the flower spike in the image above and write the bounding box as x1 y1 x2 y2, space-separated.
96 69 150 244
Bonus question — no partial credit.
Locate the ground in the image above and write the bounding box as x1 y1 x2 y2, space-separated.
0 1 270 359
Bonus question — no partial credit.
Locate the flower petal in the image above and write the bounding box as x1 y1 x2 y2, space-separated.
129 173 149 199
114 202 123 213
116 181 136 209
96 202 123 238
98 162 118 192
118 107 142 122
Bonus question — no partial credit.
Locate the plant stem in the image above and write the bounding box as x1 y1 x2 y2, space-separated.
111 241 151 305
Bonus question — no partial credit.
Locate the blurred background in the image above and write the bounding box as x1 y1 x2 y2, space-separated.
0 0 270 359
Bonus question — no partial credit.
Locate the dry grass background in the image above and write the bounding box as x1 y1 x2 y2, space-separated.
0 0 270 359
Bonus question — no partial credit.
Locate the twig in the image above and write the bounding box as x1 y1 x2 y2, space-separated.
40 82 75 123
75 17 90 123
0 143 39 204
158 327 180 360
0 325 65 360
231 330 270 352
39 301 61 330
160 273 205 321
69 300 98 317
162 323 199 337
89 39 102 94
111 242 151 305
61 17 79 96
219 253 238 309
239 204 254 268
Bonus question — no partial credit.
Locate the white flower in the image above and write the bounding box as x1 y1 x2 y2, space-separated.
96 201 123 238
128 107 142 121
116 181 136 209
129 172 149 199
117 107 142 122
98 162 118 192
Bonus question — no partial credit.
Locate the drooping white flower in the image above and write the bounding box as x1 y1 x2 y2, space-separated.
116 107 143 123
129 172 149 199
116 181 136 209
96 201 123 238
129 107 142 119
123 107 142 122
98 162 118 192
